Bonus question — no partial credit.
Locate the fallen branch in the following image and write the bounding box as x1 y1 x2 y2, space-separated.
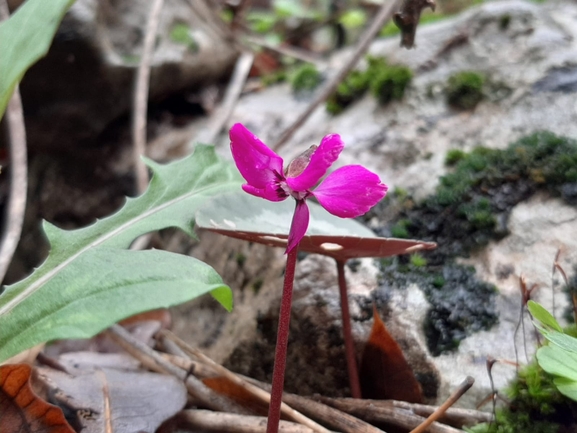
271 0 403 152
409 376 474 433
175 409 321 433
159 330 331 433
0 1 28 283
107 324 247 414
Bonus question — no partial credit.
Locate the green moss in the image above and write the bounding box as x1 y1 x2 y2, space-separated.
378 259 498 355
236 253 246 267
368 132 577 354
410 254 428 267
468 361 577 432
290 64 322 93
445 149 467 166
370 63 413 105
326 70 370 114
169 23 198 51
446 71 485 110
252 278 264 295
326 56 411 114
499 14 511 30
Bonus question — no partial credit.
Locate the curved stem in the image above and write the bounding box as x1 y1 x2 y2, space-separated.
266 246 298 433
336 259 361 398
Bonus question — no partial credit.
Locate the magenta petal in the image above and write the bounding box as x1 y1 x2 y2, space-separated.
286 134 344 192
242 184 287 202
312 165 388 218
286 200 309 254
230 123 285 197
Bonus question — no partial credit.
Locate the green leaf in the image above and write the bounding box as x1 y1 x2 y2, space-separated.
0 0 75 118
542 331 577 354
0 146 241 362
528 300 563 332
553 376 577 402
196 191 436 261
536 345 577 381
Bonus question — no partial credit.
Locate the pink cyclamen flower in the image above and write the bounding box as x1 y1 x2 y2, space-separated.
230 123 388 253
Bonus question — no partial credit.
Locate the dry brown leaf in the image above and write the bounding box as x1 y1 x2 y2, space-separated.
0 364 75 433
359 307 423 403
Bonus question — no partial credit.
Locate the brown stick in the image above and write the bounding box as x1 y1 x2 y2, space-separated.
271 0 402 152
409 376 474 433
244 377 386 433
159 330 331 433
335 259 361 398
107 324 247 414
0 1 28 283
131 0 164 195
176 410 320 433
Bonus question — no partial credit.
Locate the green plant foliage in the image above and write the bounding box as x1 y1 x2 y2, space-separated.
290 63 322 93
528 300 563 333
0 0 75 119
0 146 241 363
339 9 367 29
446 71 486 110
169 23 198 51
467 361 577 432
261 70 288 87
247 11 277 33
410 254 427 267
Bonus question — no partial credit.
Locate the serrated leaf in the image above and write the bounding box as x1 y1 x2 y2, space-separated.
0 146 241 363
0 0 75 118
528 300 563 333
536 345 577 381
196 192 436 261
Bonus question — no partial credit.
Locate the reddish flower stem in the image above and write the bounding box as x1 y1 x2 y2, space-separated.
336 259 361 398
266 246 299 433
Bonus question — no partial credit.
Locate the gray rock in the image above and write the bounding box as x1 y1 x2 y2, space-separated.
173 0 577 407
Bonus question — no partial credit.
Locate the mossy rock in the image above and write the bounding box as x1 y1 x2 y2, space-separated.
368 132 577 354
446 71 485 110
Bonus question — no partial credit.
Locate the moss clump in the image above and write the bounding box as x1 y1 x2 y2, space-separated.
378 259 497 355
326 56 412 114
468 361 577 433
370 63 413 105
445 149 467 166
369 132 577 354
169 23 198 51
261 70 287 87
326 70 370 114
290 64 322 93
446 71 485 110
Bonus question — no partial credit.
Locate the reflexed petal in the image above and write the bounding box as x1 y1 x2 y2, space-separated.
230 123 284 191
312 165 388 218
286 134 344 192
286 199 309 254
242 183 287 202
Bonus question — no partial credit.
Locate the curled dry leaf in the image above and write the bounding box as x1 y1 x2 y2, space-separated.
0 364 75 433
359 307 423 403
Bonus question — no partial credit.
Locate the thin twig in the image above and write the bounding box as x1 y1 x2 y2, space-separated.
271 0 403 151
335 259 361 398
107 324 247 414
195 51 254 145
175 410 320 433
245 36 323 65
245 377 385 433
318 397 464 433
0 2 28 284
131 0 164 194
409 376 474 433
159 331 330 433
